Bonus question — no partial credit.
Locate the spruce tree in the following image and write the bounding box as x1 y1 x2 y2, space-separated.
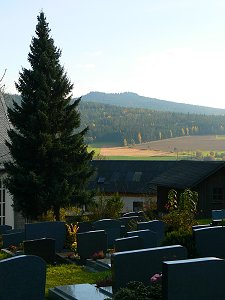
4 12 94 221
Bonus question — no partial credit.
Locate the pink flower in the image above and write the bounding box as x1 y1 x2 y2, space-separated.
150 273 162 283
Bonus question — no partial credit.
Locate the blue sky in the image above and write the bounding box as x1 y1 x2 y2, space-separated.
2 0 225 108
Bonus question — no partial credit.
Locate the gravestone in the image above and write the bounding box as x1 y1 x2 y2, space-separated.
6 229 25 234
163 257 225 300
77 230 107 261
137 220 165 245
2 231 25 248
115 236 144 252
93 219 121 248
194 226 225 259
77 221 93 233
0 255 46 300
25 221 66 251
0 225 12 234
123 211 145 218
212 209 225 221
127 229 158 248
111 245 187 293
119 216 141 232
24 238 56 263
192 224 211 231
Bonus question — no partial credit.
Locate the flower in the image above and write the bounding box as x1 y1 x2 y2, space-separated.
91 250 105 260
150 273 162 284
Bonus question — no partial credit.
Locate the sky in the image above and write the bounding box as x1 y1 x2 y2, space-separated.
2 0 225 108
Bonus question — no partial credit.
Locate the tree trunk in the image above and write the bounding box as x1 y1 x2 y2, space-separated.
54 207 60 221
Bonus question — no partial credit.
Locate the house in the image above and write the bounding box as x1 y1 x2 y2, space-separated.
89 160 177 212
151 160 225 217
0 92 15 227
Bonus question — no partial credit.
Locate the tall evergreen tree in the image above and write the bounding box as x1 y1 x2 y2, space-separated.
4 12 94 221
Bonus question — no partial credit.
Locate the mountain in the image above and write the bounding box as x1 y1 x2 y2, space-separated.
82 92 225 115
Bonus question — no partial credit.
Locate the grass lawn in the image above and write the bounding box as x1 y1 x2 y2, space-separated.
197 218 211 225
46 263 110 299
88 146 101 156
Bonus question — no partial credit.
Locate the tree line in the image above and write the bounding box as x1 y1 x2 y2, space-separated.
5 95 225 146
79 102 225 145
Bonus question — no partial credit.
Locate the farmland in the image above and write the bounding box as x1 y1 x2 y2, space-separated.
133 135 225 152
90 135 225 160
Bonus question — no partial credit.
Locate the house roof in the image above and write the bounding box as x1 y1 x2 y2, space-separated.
0 92 11 166
150 160 225 189
89 160 177 194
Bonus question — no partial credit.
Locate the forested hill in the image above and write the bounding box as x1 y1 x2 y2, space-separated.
79 101 225 145
83 92 225 115
4 93 225 146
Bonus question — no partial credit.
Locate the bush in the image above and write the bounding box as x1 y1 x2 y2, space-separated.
65 223 79 251
111 281 162 300
162 229 197 258
87 192 124 221
162 189 198 232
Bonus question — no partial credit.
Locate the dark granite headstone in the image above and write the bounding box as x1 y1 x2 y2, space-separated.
137 220 165 245
115 236 144 252
123 211 145 218
192 224 211 231
24 238 56 263
6 229 25 234
25 221 66 251
0 255 46 300
163 257 225 300
93 219 121 248
0 225 12 234
194 226 225 259
111 245 187 293
212 209 225 221
127 229 157 248
119 216 141 232
77 230 107 260
2 232 25 248
77 221 93 233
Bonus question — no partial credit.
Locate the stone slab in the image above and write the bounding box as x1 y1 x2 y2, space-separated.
49 284 112 300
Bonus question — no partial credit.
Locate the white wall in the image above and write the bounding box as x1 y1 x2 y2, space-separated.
0 173 14 228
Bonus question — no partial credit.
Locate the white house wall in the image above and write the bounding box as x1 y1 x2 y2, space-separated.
121 196 146 212
0 174 14 228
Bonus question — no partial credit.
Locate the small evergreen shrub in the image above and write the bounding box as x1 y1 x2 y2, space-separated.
162 229 197 258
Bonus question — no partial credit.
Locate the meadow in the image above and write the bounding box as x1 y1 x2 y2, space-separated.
89 135 225 160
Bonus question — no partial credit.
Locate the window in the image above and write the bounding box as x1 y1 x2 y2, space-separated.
213 188 224 204
0 178 6 225
133 172 142 182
